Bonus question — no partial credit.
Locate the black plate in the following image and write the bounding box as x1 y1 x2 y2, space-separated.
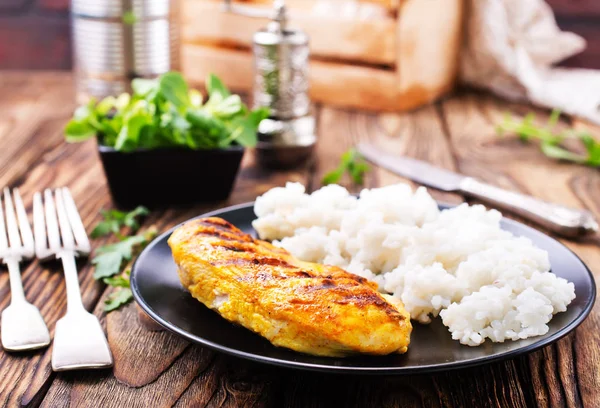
131 203 596 374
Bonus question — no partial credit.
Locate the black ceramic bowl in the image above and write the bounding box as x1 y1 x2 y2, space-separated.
97 144 245 209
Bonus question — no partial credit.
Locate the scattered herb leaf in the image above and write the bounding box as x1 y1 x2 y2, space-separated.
90 207 157 312
497 110 600 166
102 273 131 288
91 206 149 238
92 232 155 280
322 148 371 186
92 251 125 280
104 288 133 312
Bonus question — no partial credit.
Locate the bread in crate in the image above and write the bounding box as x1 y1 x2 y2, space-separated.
181 0 463 111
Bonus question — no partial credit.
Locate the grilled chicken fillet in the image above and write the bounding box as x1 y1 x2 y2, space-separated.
168 217 412 357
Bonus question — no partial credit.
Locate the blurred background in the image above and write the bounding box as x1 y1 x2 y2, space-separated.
0 0 598 71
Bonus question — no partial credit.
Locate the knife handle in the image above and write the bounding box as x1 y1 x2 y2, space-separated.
459 178 598 237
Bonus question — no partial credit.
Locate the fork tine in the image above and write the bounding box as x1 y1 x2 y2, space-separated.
33 192 48 259
43 189 61 254
61 188 90 255
4 188 22 251
0 193 7 254
55 189 75 252
13 189 34 259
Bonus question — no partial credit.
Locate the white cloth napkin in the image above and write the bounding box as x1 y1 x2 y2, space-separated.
461 0 600 124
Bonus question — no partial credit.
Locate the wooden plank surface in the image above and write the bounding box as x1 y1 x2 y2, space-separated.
182 0 397 66
0 72 598 407
181 44 455 112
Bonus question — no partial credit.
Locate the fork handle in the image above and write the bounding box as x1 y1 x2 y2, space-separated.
6 258 25 304
57 252 85 314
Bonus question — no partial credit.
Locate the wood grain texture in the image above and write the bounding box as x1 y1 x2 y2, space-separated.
0 72 599 408
395 0 462 107
182 0 397 66
182 44 458 112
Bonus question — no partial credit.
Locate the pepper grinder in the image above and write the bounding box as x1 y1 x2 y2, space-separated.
223 0 316 169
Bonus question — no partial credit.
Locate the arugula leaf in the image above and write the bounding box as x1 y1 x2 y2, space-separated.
159 72 190 110
95 96 117 116
207 95 244 119
186 110 230 147
322 149 370 186
64 120 96 142
132 78 158 97
115 114 152 152
115 93 131 110
206 73 231 102
104 288 133 312
223 107 270 148
189 89 203 107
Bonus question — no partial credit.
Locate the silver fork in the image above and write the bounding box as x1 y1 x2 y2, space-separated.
0 188 51 351
34 187 113 371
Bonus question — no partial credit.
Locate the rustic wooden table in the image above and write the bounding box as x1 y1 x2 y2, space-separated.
1 72 598 408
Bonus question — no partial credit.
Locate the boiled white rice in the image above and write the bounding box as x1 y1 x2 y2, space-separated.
252 182 576 346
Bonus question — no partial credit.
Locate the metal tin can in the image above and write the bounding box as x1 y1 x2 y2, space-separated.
71 0 180 102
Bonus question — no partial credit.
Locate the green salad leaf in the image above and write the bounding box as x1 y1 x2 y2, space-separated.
65 72 268 151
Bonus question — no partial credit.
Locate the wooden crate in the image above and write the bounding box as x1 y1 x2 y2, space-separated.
181 0 463 112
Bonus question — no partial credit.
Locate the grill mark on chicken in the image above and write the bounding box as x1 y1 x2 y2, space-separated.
334 292 404 319
236 270 287 283
195 223 252 243
200 218 236 230
196 230 248 242
320 278 336 289
214 244 248 253
211 256 296 268
295 281 402 319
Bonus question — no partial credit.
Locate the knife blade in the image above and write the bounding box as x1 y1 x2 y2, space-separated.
356 142 598 237
356 143 464 192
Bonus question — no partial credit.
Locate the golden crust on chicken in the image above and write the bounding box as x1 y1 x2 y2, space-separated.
168 217 411 357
